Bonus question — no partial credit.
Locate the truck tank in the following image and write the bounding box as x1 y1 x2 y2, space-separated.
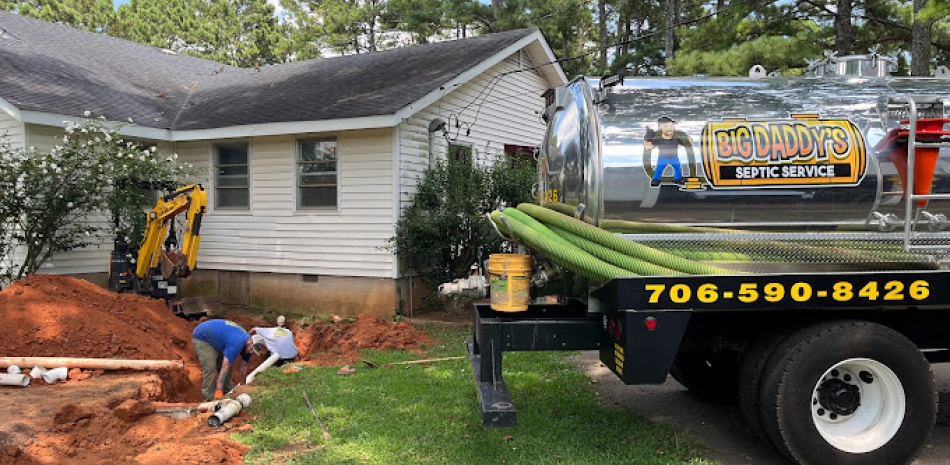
539 77 950 271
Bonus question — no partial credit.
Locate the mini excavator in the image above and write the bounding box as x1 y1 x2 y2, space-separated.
108 184 214 317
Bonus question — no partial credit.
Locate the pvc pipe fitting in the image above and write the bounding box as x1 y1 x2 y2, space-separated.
208 394 252 428
197 401 220 412
42 367 68 384
6 365 20 374
29 366 46 379
0 373 30 387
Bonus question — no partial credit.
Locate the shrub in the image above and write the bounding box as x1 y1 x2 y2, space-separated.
390 154 536 295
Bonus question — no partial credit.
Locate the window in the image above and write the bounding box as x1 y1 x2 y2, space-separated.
448 143 472 162
297 139 337 209
214 142 249 209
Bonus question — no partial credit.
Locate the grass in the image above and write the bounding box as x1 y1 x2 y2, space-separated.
236 324 720 465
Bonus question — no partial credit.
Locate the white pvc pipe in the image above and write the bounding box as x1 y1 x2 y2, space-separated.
6 365 20 374
0 373 30 387
246 352 280 385
208 394 252 428
0 357 183 371
29 367 46 379
42 367 68 384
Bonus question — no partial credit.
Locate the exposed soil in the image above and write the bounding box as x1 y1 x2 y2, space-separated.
0 274 202 402
295 314 434 366
0 274 437 464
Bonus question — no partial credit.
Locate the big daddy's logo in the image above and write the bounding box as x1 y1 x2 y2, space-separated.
700 114 867 188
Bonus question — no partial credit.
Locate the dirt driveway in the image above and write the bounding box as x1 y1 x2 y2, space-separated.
574 352 950 465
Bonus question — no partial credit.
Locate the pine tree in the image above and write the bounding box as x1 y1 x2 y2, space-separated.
1 0 114 31
112 0 288 67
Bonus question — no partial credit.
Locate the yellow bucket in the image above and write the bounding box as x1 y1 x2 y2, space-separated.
488 254 531 312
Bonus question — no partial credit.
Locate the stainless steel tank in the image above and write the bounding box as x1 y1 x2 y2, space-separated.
541 77 950 229
538 77 950 269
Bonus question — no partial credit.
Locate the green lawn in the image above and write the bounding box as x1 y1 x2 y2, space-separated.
237 324 719 465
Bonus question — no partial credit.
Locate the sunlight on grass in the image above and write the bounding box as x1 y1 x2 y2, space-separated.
237 324 721 465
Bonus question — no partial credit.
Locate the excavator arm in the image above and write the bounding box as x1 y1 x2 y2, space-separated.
135 184 207 280
110 184 211 316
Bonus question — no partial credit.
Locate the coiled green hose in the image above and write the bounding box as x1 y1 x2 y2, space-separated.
548 225 683 276
489 209 635 282
517 203 733 275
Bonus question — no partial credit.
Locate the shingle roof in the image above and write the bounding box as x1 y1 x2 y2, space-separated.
0 11 538 131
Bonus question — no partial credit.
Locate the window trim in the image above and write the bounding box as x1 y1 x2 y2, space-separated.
294 136 340 212
212 140 251 211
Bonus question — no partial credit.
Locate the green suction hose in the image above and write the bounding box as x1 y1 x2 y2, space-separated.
548 225 683 276
489 209 635 282
518 203 734 275
599 218 745 234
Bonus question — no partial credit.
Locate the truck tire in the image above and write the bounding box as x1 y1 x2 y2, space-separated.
759 321 935 465
738 330 793 441
670 349 739 404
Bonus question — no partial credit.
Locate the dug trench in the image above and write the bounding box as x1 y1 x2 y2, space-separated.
0 274 434 465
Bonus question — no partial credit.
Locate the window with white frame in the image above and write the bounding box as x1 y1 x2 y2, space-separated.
297 139 338 209
214 142 250 209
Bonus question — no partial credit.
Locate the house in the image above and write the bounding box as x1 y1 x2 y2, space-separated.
0 11 567 315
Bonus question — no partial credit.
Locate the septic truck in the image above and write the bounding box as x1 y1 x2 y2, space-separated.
470 76 950 465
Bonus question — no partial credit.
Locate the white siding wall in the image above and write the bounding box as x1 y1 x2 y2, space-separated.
0 111 24 148
177 128 396 278
397 51 549 208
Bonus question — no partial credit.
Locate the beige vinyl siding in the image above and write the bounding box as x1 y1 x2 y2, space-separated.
177 128 396 278
0 111 24 148
397 51 548 208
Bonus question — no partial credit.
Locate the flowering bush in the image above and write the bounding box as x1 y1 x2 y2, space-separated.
0 117 203 284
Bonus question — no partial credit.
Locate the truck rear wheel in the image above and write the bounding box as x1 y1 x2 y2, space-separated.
759 321 935 465
738 330 792 440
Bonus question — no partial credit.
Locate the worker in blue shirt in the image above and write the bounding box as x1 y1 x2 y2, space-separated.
192 319 264 401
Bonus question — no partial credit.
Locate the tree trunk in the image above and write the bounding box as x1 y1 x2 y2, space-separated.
835 0 853 56
911 0 933 76
618 6 628 57
664 0 678 61
368 18 377 52
562 31 570 64
599 0 608 71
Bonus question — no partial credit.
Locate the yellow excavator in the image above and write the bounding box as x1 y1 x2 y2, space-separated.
108 184 213 317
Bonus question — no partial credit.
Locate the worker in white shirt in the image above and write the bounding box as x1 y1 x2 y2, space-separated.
246 315 300 384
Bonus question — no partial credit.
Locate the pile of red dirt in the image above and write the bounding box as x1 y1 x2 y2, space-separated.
0 274 202 401
294 314 435 366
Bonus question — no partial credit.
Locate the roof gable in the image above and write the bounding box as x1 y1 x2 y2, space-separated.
0 12 565 137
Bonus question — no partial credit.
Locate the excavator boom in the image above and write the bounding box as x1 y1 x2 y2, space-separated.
110 184 212 317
